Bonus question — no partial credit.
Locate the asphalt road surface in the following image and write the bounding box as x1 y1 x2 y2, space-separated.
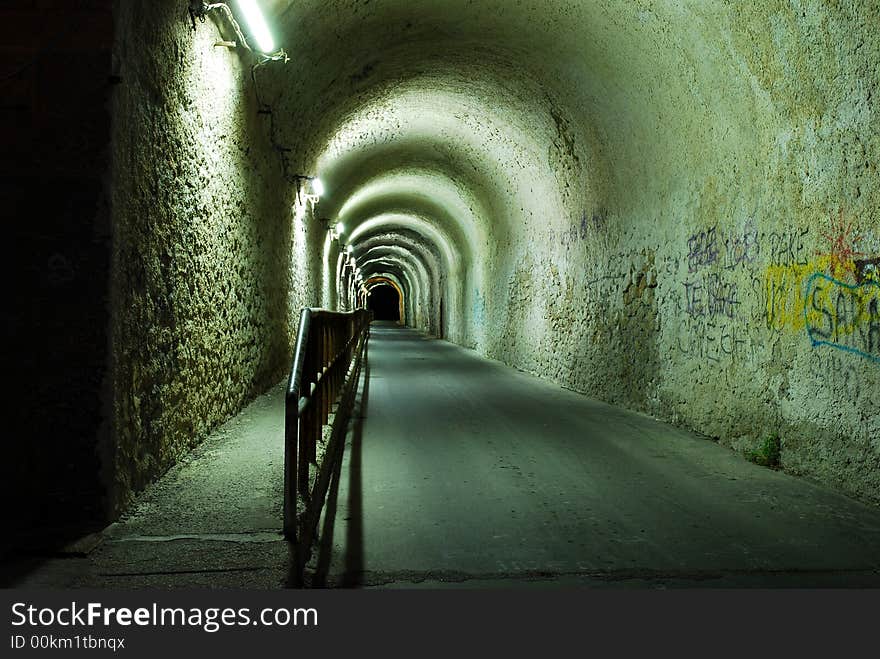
311 322 880 587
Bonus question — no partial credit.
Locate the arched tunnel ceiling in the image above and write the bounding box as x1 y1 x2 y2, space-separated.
350 213 457 272
355 231 442 273
360 245 434 288
335 169 486 263
259 0 880 352
354 234 442 294
256 0 791 223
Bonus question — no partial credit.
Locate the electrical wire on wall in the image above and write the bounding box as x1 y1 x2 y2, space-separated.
188 1 288 62
188 1 295 183
250 60 297 185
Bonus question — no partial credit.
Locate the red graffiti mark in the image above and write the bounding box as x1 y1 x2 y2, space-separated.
817 209 865 280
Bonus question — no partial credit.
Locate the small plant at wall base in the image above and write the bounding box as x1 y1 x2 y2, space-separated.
748 433 782 469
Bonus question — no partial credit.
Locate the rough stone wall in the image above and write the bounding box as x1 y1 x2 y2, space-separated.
664 1 880 503
107 1 303 514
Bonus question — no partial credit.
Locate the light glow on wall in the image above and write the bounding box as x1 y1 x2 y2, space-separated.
322 229 336 308
237 0 275 53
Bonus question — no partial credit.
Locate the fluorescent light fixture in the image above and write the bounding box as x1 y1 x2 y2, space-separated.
335 222 345 235
237 0 274 53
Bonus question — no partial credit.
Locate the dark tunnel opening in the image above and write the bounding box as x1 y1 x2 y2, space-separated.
368 285 400 322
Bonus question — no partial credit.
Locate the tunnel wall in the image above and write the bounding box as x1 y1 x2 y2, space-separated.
106 1 300 513
477 3 880 504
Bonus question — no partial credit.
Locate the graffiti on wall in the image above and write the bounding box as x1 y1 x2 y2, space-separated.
676 224 763 366
686 223 762 273
678 224 758 365
817 211 866 280
804 273 880 363
675 317 753 364
683 273 740 319
686 222 812 272
763 260 818 332
759 212 880 365
568 209 878 371
673 213 879 367
765 227 811 267
552 209 608 246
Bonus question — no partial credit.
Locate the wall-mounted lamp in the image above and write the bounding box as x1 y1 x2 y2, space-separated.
293 175 323 219
319 217 348 242
188 1 286 60
294 175 324 201
346 244 354 254
237 0 274 53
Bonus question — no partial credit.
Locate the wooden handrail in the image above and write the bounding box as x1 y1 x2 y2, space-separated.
283 308 372 546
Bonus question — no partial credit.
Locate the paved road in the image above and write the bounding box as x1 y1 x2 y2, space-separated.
312 323 880 587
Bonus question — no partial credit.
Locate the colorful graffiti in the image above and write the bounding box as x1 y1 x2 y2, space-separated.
804 274 880 363
762 258 828 332
676 213 878 366
760 212 880 365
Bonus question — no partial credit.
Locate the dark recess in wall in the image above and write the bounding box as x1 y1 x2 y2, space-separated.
2 1 114 557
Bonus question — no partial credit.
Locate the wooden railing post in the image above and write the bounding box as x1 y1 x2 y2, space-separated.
284 306 374 568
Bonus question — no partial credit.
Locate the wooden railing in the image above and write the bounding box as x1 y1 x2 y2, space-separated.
283 308 371 564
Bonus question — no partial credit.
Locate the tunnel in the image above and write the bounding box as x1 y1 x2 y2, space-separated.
5 0 880 588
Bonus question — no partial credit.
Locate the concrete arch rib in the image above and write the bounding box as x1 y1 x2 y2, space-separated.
356 238 442 334
348 213 469 343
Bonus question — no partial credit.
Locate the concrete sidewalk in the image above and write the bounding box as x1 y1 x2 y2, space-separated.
8 383 293 588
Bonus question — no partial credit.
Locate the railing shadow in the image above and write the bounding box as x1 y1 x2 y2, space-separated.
341 346 367 587
303 340 369 588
